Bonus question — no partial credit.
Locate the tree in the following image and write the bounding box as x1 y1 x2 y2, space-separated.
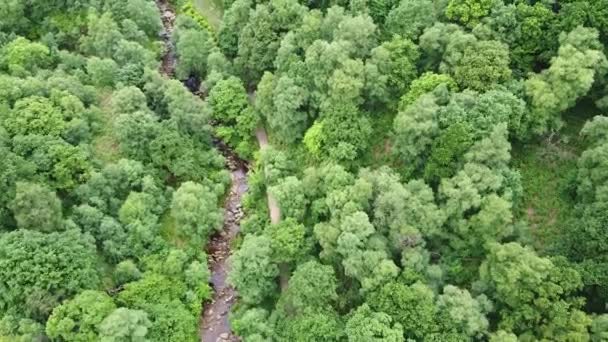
11 182 62 232
110 86 149 115
0 229 100 321
164 80 213 141
365 36 420 105
114 260 142 285
318 102 372 163
419 23 474 72
3 96 64 137
0 315 46 342
524 26 608 135
230 307 274 341
279 310 343 342
393 93 440 171
385 0 436 40
266 75 309 144
207 76 257 153
591 315 608 342
141 302 198 342
228 234 279 304
445 0 493 27
0 37 51 76
46 290 116 342
171 181 223 247
110 0 162 37
333 14 377 58
399 72 457 110
117 273 187 309
0 0 27 32
175 28 215 80
80 12 123 58
345 304 403 342
235 0 306 84
266 218 307 264
87 57 119 87
11 135 92 191
436 285 491 338
452 40 511 91
0 147 34 227
114 110 159 162
208 76 249 124
98 308 151 342
368 281 437 339
438 90 526 138
476 2 557 73
218 0 252 58
279 260 338 313
423 122 474 184
269 176 308 221
478 242 591 340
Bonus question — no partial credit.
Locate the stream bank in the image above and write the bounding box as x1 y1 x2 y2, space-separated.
156 1 247 341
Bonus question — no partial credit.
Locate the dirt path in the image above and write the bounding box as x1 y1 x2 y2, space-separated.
155 2 246 341
255 127 281 225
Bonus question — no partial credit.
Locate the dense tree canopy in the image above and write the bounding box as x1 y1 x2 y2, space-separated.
2 0 608 340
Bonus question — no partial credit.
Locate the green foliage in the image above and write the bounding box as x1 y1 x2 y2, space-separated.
453 40 511 91
393 94 440 170
436 285 490 338
228 234 279 304
368 282 437 339
3 96 64 137
365 36 420 105
234 0 306 84
280 260 338 313
175 27 216 79
476 2 557 73
11 182 62 232
87 57 119 87
385 0 437 40
423 122 474 184
46 290 116 342
399 72 457 110
0 229 100 321
0 37 51 76
218 0 251 58
446 0 493 27
208 76 257 156
524 26 608 135
114 260 142 285
269 177 308 221
266 218 307 263
345 304 403 342
98 308 151 342
171 181 223 247
182 1 216 36
478 242 590 340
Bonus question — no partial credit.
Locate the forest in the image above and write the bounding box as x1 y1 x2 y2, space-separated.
1 0 608 341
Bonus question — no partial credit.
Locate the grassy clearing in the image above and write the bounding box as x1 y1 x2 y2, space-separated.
194 0 224 30
160 210 187 249
92 90 121 164
512 100 600 252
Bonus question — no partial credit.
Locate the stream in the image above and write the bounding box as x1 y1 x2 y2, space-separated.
156 1 247 341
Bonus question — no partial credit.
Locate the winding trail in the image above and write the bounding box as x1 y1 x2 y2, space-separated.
255 127 281 225
156 1 247 341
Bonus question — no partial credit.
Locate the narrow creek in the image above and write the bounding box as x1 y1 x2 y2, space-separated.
156 1 247 341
